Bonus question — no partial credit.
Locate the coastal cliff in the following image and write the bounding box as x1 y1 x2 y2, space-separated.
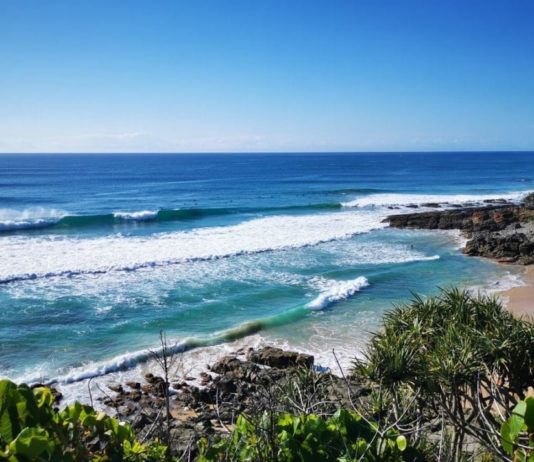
386 193 534 264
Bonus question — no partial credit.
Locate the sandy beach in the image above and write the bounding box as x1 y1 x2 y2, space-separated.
500 266 534 320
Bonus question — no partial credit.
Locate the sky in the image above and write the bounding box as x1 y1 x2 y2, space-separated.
0 0 533 153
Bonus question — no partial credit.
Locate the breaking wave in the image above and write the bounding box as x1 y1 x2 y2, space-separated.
0 208 67 232
0 210 386 284
341 191 529 209
112 210 159 221
306 276 369 310
0 203 342 233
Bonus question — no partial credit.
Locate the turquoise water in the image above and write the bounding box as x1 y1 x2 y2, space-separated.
0 152 533 388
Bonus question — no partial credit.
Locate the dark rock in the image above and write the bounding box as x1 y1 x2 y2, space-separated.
214 376 238 394
210 356 260 381
247 346 314 369
387 204 520 232
387 201 534 265
126 381 141 390
191 386 216 404
523 193 534 209
108 383 123 393
199 372 212 384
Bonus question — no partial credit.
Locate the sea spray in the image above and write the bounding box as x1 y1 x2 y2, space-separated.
0 207 67 231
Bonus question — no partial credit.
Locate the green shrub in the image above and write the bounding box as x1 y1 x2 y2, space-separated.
198 409 425 461
353 289 534 460
0 379 168 461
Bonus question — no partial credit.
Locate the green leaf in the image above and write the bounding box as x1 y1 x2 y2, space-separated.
34 387 53 409
0 381 21 443
396 435 407 451
81 413 96 428
524 397 534 431
509 414 525 440
500 421 514 455
9 427 50 458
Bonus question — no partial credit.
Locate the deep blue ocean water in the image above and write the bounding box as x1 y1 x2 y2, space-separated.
1 152 533 396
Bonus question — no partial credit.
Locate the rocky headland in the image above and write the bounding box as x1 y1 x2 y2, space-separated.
386 193 534 265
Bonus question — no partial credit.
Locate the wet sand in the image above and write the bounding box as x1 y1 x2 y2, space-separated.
499 266 534 320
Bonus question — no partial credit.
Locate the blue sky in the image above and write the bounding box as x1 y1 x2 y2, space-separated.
1 0 533 153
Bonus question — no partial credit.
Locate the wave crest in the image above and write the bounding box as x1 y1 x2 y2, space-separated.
113 210 159 221
341 191 529 209
0 208 66 231
306 276 369 310
0 211 386 284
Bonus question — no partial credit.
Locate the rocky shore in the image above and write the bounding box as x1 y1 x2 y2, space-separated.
386 193 534 265
87 346 368 458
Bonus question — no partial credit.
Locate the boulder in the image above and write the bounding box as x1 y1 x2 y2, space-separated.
210 356 260 381
247 346 314 369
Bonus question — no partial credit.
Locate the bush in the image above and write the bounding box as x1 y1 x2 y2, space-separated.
198 409 426 462
0 379 168 461
353 289 534 460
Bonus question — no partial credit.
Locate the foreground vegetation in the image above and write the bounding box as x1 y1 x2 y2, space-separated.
353 288 534 461
0 380 168 461
1 289 533 461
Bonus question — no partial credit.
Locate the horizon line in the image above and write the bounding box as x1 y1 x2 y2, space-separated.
2 149 534 155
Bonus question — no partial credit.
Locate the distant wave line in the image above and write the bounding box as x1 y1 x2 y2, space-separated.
0 203 343 234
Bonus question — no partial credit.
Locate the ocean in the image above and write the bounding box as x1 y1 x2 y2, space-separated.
1 152 533 401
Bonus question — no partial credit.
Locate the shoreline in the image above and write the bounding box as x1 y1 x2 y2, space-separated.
498 265 534 320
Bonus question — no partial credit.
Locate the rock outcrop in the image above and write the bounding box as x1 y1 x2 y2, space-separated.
386 193 534 265
246 346 314 369
99 346 368 458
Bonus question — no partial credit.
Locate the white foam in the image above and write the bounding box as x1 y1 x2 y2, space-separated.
341 191 528 209
306 276 369 310
113 210 159 221
0 208 66 231
318 239 440 266
0 210 387 283
468 269 526 297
